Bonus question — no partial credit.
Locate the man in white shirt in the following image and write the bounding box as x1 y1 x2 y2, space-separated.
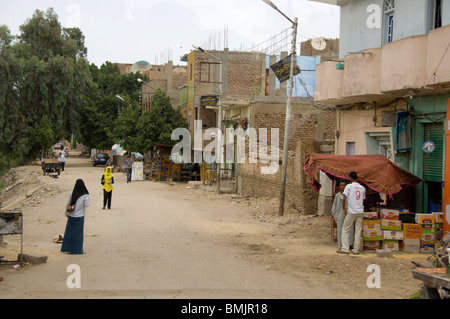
59 152 66 171
338 171 366 255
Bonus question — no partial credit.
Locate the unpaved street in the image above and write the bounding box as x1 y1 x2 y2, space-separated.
0 154 427 299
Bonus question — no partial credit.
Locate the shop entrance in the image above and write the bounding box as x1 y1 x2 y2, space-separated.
422 122 444 213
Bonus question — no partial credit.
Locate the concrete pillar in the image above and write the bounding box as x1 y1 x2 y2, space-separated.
269 55 276 96
222 48 229 96
165 60 173 94
318 170 333 216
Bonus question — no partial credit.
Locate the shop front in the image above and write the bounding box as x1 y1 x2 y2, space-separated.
303 153 449 254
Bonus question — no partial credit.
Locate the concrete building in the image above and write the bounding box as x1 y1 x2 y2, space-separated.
312 0 450 213
178 47 337 214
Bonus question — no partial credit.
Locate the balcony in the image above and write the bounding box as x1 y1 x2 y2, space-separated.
380 35 428 95
315 24 450 105
314 61 344 104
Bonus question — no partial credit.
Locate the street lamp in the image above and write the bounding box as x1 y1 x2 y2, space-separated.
192 45 223 194
115 95 125 115
263 0 298 216
137 78 156 110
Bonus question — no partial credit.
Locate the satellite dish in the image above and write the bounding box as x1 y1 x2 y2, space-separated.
131 60 152 73
311 37 327 51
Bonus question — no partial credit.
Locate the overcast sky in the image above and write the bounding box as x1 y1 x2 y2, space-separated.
0 0 340 67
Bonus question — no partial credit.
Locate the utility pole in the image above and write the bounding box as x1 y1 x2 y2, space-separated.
278 18 298 216
263 0 298 216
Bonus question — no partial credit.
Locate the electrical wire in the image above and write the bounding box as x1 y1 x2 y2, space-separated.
426 40 450 87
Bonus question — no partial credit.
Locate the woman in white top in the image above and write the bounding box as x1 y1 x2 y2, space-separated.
61 179 90 254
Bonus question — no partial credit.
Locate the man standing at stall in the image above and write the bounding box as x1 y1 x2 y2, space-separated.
338 171 366 255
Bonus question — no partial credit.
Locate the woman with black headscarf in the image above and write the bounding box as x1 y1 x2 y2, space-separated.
61 179 90 254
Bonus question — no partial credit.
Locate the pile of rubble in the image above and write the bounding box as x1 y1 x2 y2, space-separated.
0 167 59 210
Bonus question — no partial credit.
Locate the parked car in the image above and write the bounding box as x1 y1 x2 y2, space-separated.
54 143 64 150
93 153 110 166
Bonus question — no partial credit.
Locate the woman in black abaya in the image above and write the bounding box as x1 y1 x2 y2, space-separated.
61 179 90 254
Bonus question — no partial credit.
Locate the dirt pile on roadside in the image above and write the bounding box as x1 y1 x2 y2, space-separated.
0 165 60 211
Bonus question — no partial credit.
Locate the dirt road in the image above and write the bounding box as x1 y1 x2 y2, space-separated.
0 154 427 299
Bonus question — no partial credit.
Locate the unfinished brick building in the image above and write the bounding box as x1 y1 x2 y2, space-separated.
178 47 337 215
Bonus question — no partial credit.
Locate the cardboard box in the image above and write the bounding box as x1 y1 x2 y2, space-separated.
364 212 378 220
363 241 381 251
421 224 436 234
420 244 435 253
380 209 400 220
363 220 381 231
400 239 420 253
403 223 422 239
383 240 399 251
433 212 444 224
381 219 402 231
420 233 436 244
363 229 383 241
415 214 435 225
435 223 444 233
383 230 404 240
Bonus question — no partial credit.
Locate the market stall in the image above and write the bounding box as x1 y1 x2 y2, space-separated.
303 153 447 254
146 144 183 182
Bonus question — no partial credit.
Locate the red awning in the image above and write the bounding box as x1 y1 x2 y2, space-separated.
304 153 423 196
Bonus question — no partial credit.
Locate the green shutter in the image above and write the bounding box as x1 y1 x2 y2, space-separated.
423 123 444 182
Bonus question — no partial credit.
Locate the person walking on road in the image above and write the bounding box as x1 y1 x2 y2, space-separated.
59 152 66 171
101 166 114 209
61 179 90 254
124 156 133 183
338 171 366 255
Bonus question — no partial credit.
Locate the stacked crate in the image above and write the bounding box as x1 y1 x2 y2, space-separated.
415 214 435 253
401 223 421 252
380 209 402 251
362 211 382 251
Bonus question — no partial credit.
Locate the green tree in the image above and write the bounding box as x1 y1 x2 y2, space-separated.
0 25 23 173
0 8 92 167
136 88 188 153
79 61 149 150
113 99 142 152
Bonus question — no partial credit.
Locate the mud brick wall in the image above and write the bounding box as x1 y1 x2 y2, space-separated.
240 139 320 214
252 110 336 156
239 109 336 215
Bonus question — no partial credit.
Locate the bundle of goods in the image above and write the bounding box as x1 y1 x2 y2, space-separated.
362 209 444 254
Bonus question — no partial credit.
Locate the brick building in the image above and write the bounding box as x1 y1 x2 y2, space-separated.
177 47 337 215
116 61 187 111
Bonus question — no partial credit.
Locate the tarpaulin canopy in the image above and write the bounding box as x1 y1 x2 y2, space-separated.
304 153 423 196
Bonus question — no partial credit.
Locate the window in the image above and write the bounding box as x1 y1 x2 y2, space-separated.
432 0 442 30
199 62 221 83
383 0 395 44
